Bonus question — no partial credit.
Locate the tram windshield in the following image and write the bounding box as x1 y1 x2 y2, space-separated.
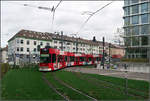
40 54 51 63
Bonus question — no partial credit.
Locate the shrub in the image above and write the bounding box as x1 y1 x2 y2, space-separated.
0 63 10 78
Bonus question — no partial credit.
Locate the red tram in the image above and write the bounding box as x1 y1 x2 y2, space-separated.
39 48 102 71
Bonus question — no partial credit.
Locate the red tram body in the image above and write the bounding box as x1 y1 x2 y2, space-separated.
39 48 102 71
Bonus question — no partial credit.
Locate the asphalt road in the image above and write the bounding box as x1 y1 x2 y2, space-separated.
64 67 150 82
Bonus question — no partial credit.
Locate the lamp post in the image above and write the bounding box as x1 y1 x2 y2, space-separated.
61 31 63 51
109 43 111 68
102 37 105 69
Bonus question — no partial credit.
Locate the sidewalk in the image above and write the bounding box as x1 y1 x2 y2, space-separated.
64 67 150 82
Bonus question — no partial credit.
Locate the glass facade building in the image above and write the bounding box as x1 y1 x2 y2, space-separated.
123 0 150 59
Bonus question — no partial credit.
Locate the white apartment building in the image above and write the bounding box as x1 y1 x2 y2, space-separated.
7 29 104 64
1 46 8 63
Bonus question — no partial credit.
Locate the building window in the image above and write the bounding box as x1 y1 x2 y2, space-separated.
17 47 19 51
54 46 57 48
141 36 148 45
131 0 138 4
17 39 19 43
20 47 23 52
54 40 57 43
27 48 30 52
125 27 131 36
124 37 131 46
67 42 70 45
124 17 130 25
124 7 130 15
132 5 139 14
34 41 36 45
141 14 148 23
46 43 50 46
124 0 130 6
27 40 30 45
141 0 148 2
40 42 43 46
141 25 149 35
132 15 139 24
141 3 148 13
34 48 36 52
132 26 139 35
132 37 140 46
21 40 24 44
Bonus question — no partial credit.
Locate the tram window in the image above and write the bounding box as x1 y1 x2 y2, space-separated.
89 57 92 61
70 56 75 62
75 57 78 62
79 57 83 61
96 57 99 61
73 56 75 61
52 54 56 63
58 55 62 62
65 56 67 62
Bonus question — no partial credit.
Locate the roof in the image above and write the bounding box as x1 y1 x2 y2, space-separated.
8 29 100 46
8 29 125 48
8 29 53 42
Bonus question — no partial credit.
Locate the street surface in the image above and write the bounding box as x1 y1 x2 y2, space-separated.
64 67 150 82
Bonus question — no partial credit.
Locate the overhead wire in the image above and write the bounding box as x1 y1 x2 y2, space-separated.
77 1 113 34
51 0 63 32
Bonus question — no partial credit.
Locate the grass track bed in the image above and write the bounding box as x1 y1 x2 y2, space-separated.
84 73 149 92
45 72 91 100
74 72 149 98
54 71 148 100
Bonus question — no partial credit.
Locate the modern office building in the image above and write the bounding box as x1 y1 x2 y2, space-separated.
123 0 150 59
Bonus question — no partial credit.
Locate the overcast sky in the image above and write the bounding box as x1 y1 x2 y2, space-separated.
1 1 124 48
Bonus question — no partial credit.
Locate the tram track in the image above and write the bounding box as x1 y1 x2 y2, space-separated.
42 73 70 101
52 73 98 101
73 72 148 99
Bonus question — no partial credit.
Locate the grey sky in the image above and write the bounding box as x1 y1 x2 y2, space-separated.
1 1 124 48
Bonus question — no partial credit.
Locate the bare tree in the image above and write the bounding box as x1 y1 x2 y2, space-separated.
113 28 124 45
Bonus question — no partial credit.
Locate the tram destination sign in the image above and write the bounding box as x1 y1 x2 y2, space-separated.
40 54 49 57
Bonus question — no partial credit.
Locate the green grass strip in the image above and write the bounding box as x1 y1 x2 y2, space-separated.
1 68 63 100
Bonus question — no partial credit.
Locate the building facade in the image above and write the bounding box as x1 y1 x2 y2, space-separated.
7 29 125 65
123 0 150 59
1 46 8 63
8 29 103 64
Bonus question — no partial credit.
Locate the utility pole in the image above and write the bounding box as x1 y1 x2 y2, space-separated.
0 48 2 63
102 37 105 69
124 64 128 98
109 43 111 68
76 36 79 53
29 51 31 64
61 31 63 51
